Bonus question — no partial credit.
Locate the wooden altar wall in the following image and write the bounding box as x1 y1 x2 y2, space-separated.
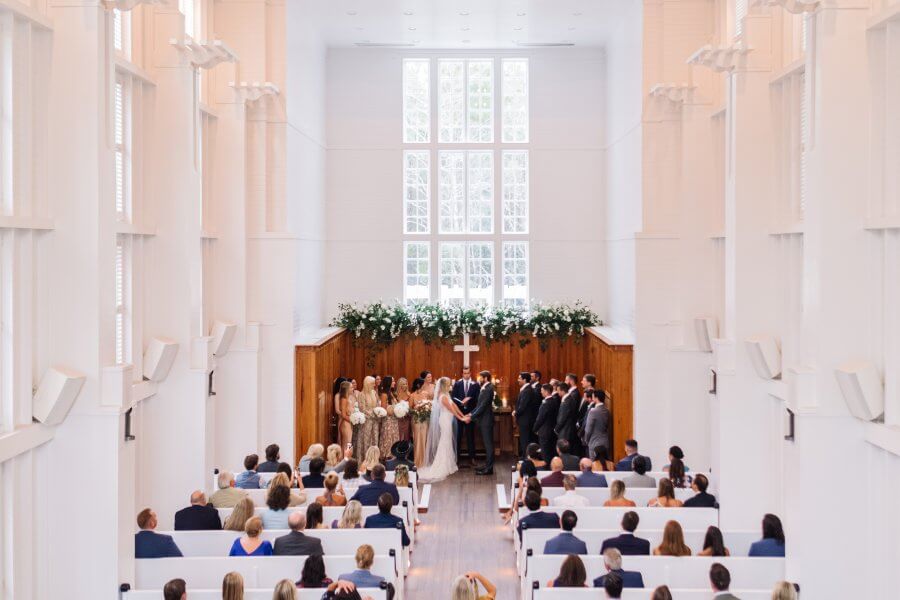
295 330 633 464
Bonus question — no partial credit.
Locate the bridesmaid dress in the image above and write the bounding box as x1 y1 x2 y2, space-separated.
411 392 430 467
356 391 381 462
379 393 401 458
396 391 412 442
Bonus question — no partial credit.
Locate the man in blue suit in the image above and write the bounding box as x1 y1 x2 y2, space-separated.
543 510 588 555
600 511 651 556
235 453 261 489
594 548 645 588
517 491 560 542
364 492 410 547
451 366 480 467
337 544 386 589
614 439 652 472
134 508 183 558
576 458 608 488
683 474 718 508
351 464 400 506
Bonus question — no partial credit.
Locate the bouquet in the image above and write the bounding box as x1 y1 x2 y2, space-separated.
412 400 432 423
373 406 388 419
349 410 366 426
393 401 410 419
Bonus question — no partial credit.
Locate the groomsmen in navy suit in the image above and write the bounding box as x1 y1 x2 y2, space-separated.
533 383 560 461
543 510 588 555
513 372 541 458
134 509 183 558
452 366 480 467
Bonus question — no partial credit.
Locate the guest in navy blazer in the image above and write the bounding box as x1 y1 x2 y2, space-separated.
351 464 400 506
594 548 645 588
749 514 786 557
364 492 410 547
173 490 222 531
134 509 183 558
576 458 608 488
614 439 652 472
301 457 327 488
600 511 651 556
544 510 588 555
517 491 560 542
683 474 718 508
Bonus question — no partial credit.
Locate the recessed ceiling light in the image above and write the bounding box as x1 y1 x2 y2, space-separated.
459 11 470 16
355 27 364 31
461 26 470 31
346 11 357 16
408 26 417 31
462 39 471 43
513 26 523 31
403 10 414 16
573 12 583 16
568 26 576 31
517 12 527 17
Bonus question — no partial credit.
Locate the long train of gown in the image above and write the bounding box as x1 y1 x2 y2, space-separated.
417 402 458 483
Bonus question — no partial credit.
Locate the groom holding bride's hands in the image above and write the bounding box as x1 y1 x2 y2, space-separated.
452 366 481 468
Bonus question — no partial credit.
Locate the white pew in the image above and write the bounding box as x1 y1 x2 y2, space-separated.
236 469 417 487
216 504 409 528
537 486 695 506
517 507 719 537
510 470 714 493
125 588 387 600
533 589 770 600
238 485 416 512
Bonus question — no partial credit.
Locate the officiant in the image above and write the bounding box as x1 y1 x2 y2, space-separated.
452 366 480 468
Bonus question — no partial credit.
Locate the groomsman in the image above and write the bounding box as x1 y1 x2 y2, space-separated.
554 382 579 450
575 374 596 455
581 388 610 456
452 366 480 467
530 370 543 394
533 383 560 461
472 371 496 475
513 372 540 458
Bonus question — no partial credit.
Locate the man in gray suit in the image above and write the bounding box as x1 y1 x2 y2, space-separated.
622 456 656 488
272 512 324 556
710 563 741 599
471 370 496 475
582 389 610 456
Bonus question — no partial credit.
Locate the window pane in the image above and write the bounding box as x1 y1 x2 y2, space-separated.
502 150 528 233
467 242 494 306
403 59 430 143
439 243 465 306
403 151 430 233
467 151 493 233
438 152 465 233
799 72 808 221
502 59 529 143
438 60 465 143
735 0 747 38
113 10 123 52
180 0 195 36
115 238 127 364
466 60 494 143
502 242 528 307
404 242 430 302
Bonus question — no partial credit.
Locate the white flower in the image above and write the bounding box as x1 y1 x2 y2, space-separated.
380 325 386 330
373 406 388 418
393 401 410 418
350 411 366 425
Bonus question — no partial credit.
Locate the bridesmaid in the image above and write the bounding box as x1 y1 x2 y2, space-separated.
395 377 412 442
419 371 435 401
410 377 429 467
332 377 347 422
337 380 355 450
378 376 400 459
355 376 381 462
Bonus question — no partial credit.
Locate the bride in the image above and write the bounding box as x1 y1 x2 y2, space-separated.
418 376 470 483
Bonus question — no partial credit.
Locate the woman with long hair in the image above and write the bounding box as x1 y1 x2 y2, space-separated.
450 572 497 600
333 377 347 435
395 376 412 441
653 520 692 556
651 586 674 600
228 516 273 556
269 472 306 506
378 376 401 458
603 480 636 507
771 581 798 600
668 457 690 488
355 376 381 462
361 446 381 480
272 579 298 599
591 445 615 472
749 513 786 557
296 554 332 588
333 499 363 529
648 478 684 507
699 525 730 556
546 554 587 587
305 502 328 529
337 381 355 450
418 376 469 482
394 464 410 488
222 572 244 600
339 459 363 498
410 377 429 466
325 444 348 474
316 472 347 507
261 484 292 529
223 496 255 531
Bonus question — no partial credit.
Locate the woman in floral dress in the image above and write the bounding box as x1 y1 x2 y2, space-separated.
378 376 400 459
355 376 381 462
395 377 412 441
410 377 430 466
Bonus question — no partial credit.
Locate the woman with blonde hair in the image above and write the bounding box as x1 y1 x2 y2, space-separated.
361 446 381 480
271 579 297 600
298 443 325 472
603 480 636 507
337 380 355 449
269 472 306 507
355 376 381 462
771 581 798 600
228 516 273 556
316 472 347 507
395 376 412 441
450 571 497 600
394 464 410 488
653 520 692 556
648 478 684 507
325 443 347 473
222 571 244 600
223 496 255 531
333 499 363 529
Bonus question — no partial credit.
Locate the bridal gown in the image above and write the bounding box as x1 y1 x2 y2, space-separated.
417 394 458 482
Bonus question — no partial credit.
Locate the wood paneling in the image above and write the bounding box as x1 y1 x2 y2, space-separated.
295 329 633 463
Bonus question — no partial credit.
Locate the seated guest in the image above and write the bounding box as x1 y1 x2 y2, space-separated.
229 516 273 556
134 508 182 558
771 581 799 600
594 548 644 589
269 472 307 506
350 464 399 506
622 455 655 488
236 453 261 489
302 457 327 488
333 500 363 529
222 572 243 600
317 472 347 507
699 525 730 557
337 544 385 588
592 445 616 472
652 586 673 600
297 554 333 588
273 512 324 556
265 462 302 490
386 440 417 471
540 457 566 487
749 513 786 557
615 439 652 472
393 464 411 488
546 554 587 588
550 474 590 507
604 480 636 507
602 572 623 599
261 484 292 529
664 445 690 473
600 511 650 555
648 478 684 507
450 571 497 600
364 492 410 546
210 471 248 508
325 443 351 473
360 446 382 481
577 457 608 488
306 502 329 529
521 443 548 473
340 459 364 497
174 490 222 530
544 510 588 555
272 579 298 600
683 473 717 508
556 439 580 471
223 497 255 531
163 578 186 600
667 456 691 489
298 443 325 472
323 580 367 599
258 443 281 472
653 520 692 556
709 563 738 600
517 491 560 541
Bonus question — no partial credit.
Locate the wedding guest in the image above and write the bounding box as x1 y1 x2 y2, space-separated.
550 475 590 507
664 445 689 473
307 502 328 529
517 491 560 541
525 477 550 508
709 563 738 600
264 463 300 490
540 457 566 487
546 554 587 588
223 497 255 531
699 525 730 556
503 472 544 525
325 444 351 474
603 480 636 507
554 382 579 457
651 586 673 600
581 389 610 459
395 377 412 441
258 443 281 472
452 366 480 466
593 548 644 589
210 471 248 508
543 510 588 555
351 464 399 506
337 544 385 588
648 478 684 507
272 580 298 600
302 457 327 488
361 446 382 481
261 484 292 529
514 371 540 457
174 490 222 531
569 374 587 455
410 378 429 466
667 457 691 488
364 492 409 547
450 571 497 600
236 454 261 489
555 439 580 471
229 516 273 556
163 578 186 600
393 464 411 488
317 473 347 507
600 512 650 555
653 520 692 556
622 456 655 488
221 572 244 600
378 376 400 458
577 457 608 488
615 439 652 472
521 443 548 473
135 508 183 558
333 500 363 529
771 581 799 600
340 459 364 497
298 444 325 472
297 554 333 588
356 377 381 462
533 383 560 462
272 512 324 556
592 445 616 472
386 440 417 471
749 514 786 557
419 371 435 399
270 472 307 507
683 474 717 507
601 572 623 599
336 379 354 449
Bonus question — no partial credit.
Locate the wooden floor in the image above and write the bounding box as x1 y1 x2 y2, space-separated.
407 456 517 599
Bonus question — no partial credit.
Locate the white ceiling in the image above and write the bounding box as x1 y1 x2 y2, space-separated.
298 0 634 49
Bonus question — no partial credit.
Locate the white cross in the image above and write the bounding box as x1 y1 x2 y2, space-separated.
453 332 480 366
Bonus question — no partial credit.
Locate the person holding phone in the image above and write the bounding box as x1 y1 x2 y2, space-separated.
450 571 497 600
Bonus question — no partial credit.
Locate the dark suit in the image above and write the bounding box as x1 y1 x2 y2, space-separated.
517 510 560 541
301 474 326 488
748 538 785 557
600 533 651 556
573 390 590 456
173 504 222 531
272 531 324 556
683 491 718 508
350 479 400 506
452 378 480 462
594 569 645 589
134 530 183 558
540 471 565 487
544 532 588 555
533 393 560 461
615 453 652 472
470 382 495 471
582 403 610 455
515 383 540 457
257 460 280 473
559 453 581 471
554 391 579 446
385 457 417 472
364 511 410 547
577 470 608 488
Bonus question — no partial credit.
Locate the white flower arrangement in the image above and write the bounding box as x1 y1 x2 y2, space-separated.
373 406 388 419
393 401 410 419
349 410 366 426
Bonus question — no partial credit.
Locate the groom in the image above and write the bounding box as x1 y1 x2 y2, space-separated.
471 370 496 476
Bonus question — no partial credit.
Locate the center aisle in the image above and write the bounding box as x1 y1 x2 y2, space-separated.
406 457 518 598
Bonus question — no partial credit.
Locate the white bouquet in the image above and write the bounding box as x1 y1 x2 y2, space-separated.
349 410 366 426
393 401 410 419
373 406 388 418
